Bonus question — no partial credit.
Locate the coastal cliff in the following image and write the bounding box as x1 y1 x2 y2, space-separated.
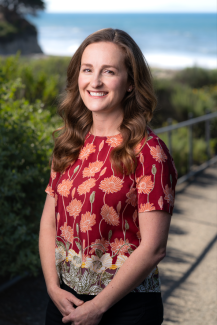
0 8 43 55
0 33 42 55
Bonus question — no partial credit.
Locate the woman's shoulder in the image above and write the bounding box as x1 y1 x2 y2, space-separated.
136 127 178 178
138 127 169 158
137 128 178 179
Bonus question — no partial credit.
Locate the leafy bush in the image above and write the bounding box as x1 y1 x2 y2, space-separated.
158 120 216 177
0 54 70 114
175 67 217 88
0 73 57 277
152 78 216 128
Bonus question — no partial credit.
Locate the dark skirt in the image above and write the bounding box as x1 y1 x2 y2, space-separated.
46 281 163 325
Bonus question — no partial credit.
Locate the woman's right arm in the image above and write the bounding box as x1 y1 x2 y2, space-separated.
39 194 84 316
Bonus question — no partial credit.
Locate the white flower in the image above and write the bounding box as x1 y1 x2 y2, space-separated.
86 253 112 273
116 255 128 268
67 249 82 268
55 246 66 264
83 257 92 268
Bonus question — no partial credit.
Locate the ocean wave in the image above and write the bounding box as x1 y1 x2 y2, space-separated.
144 52 217 69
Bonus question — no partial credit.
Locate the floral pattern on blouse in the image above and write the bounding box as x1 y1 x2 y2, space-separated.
45 128 177 295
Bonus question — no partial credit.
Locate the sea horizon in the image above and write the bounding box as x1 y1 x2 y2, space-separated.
28 13 217 69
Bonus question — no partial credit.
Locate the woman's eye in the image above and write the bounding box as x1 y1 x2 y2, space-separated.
83 69 91 72
104 70 114 75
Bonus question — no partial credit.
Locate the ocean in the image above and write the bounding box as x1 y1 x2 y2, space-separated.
27 13 217 69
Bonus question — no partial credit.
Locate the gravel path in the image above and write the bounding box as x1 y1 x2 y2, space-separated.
0 164 216 325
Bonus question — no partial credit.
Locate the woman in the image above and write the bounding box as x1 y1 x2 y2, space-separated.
39 28 177 325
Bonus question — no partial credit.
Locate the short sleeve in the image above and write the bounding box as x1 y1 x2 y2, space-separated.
135 134 178 216
45 166 61 198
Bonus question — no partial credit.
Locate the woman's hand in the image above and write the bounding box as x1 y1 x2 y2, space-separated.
62 299 103 325
49 286 84 317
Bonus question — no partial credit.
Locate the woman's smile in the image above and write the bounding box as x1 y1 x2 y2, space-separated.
87 90 108 98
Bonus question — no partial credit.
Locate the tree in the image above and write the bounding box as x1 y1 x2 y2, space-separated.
0 0 45 15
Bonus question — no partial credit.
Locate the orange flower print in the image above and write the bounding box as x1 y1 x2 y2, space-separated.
51 169 56 180
110 238 129 255
139 153 144 164
134 143 141 156
66 199 82 218
158 196 163 209
117 201 121 214
71 187 76 199
55 193 58 207
172 159 178 179
82 161 103 178
99 175 123 194
80 212 96 232
136 230 141 240
89 238 110 254
79 143 96 161
57 179 73 197
101 204 120 226
78 178 96 195
139 202 156 212
133 210 137 223
57 212 60 224
164 185 175 206
150 145 167 163
106 134 123 147
45 185 54 197
99 140 104 151
136 175 154 194
60 222 74 243
51 161 57 180
126 188 137 207
99 167 107 177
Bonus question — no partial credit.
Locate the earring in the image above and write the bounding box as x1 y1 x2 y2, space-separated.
128 88 131 92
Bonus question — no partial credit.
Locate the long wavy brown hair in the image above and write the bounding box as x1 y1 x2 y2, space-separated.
52 28 157 175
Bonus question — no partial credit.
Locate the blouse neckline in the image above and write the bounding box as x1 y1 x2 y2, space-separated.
88 131 121 138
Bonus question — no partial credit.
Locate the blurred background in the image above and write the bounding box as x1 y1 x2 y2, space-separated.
0 1 216 324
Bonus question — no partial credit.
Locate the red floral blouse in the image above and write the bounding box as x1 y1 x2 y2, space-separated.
45 128 177 295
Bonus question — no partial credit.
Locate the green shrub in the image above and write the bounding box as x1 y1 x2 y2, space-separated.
0 75 57 277
152 78 216 128
171 84 216 118
158 120 216 177
175 67 217 88
0 54 69 115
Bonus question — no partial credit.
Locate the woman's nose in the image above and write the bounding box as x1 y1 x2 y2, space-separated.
90 73 103 88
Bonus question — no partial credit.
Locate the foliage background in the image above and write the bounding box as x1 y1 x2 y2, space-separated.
0 54 216 277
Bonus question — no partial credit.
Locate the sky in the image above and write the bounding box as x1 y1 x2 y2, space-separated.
45 0 217 13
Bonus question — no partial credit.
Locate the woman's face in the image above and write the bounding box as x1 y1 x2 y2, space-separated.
78 41 131 115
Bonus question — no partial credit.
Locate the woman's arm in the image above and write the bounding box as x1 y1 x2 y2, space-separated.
39 194 84 316
62 210 171 324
